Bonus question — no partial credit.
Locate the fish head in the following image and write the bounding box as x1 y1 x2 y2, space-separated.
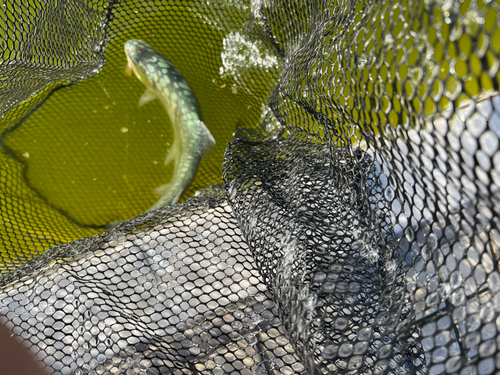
124 39 157 90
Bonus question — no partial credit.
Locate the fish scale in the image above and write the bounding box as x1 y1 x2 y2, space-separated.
124 39 215 212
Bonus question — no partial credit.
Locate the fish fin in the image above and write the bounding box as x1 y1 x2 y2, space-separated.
164 140 178 166
138 89 157 106
150 183 180 209
198 120 215 158
154 182 171 197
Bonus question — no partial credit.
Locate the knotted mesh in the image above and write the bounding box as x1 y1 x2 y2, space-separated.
1 0 500 374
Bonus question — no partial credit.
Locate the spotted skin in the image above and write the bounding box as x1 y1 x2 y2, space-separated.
124 39 215 211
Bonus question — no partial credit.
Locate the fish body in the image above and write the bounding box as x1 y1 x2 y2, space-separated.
124 39 215 211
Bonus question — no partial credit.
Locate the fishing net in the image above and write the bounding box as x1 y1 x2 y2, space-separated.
0 0 499 374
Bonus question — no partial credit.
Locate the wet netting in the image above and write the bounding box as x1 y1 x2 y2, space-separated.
0 0 499 374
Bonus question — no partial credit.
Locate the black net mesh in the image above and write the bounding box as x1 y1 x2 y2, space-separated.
0 0 499 374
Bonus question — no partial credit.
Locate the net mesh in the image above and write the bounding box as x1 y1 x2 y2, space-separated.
0 0 499 374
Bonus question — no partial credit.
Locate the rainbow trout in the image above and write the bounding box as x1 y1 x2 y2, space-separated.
124 39 215 211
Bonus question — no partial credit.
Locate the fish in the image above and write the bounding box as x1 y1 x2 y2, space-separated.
124 39 215 212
